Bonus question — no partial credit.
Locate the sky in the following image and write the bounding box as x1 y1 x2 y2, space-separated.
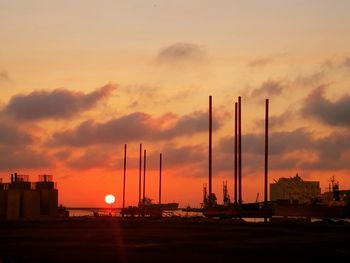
1 0 350 207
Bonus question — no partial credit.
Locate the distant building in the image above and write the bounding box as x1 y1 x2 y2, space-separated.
0 173 58 220
322 177 350 205
270 174 321 204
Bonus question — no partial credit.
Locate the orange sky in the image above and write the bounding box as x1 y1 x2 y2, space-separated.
1 0 350 207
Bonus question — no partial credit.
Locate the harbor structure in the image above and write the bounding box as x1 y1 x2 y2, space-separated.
0 173 58 220
202 96 273 218
270 174 321 204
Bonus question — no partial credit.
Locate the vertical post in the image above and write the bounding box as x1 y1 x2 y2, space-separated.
138 144 142 204
143 149 146 203
209 95 213 198
264 99 269 206
238 96 242 205
159 153 162 205
234 102 238 205
122 144 127 216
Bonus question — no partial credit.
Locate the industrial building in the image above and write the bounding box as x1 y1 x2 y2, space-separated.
0 173 58 220
270 174 321 204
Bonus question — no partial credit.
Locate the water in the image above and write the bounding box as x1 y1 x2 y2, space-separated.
67 208 350 223
67 208 203 218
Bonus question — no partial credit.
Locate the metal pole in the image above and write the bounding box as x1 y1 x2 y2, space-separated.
159 153 162 205
238 96 242 205
143 149 146 203
264 99 269 206
209 96 213 197
122 144 127 216
234 102 238 205
138 144 142 204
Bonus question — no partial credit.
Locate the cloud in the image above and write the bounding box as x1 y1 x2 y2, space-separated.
217 128 350 172
53 150 72 161
250 80 285 98
247 53 287 67
219 128 312 156
159 144 205 167
0 147 52 171
0 70 9 81
0 120 34 146
294 60 333 87
254 110 294 130
301 86 350 127
47 110 224 147
67 148 114 170
4 83 116 121
342 57 350 68
156 43 207 65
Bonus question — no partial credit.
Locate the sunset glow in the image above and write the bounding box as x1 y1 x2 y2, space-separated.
1 0 350 208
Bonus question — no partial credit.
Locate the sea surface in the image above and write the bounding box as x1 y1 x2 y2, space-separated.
67 208 203 218
67 208 350 223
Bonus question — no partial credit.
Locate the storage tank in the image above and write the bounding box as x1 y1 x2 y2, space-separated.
0 179 7 219
35 175 58 217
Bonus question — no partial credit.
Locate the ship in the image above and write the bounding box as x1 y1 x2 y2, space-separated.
121 198 179 218
272 177 350 218
159 202 179 211
120 144 179 218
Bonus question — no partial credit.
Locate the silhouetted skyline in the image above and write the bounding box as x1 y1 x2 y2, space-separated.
1 0 350 207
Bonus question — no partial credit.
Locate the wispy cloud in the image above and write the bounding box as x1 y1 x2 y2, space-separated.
156 43 208 65
247 53 287 67
0 70 9 81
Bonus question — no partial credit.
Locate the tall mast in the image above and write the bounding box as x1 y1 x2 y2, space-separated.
234 102 238 205
264 99 269 206
122 144 127 215
159 153 162 205
143 149 146 203
209 96 213 198
138 144 142 204
238 96 242 205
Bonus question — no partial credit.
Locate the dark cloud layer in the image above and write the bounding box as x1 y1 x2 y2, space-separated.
48 110 223 147
156 43 207 64
250 80 285 99
0 120 33 146
67 148 113 170
218 128 350 172
4 84 115 121
302 86 350 127
255 110 293 130
0 147 52 171
343 57 350 68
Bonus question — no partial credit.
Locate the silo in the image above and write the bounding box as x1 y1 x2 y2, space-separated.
23 190 40 219
35 175 58 217
7 173 34 220
6 189 20 220
0 180 7 219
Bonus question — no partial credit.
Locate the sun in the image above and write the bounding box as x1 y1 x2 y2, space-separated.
105 194 115 205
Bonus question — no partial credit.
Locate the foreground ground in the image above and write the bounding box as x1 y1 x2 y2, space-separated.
0 217 350 263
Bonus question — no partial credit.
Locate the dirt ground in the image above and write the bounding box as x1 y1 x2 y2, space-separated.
0 217 349 263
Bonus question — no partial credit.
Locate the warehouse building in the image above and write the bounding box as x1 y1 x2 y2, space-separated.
270 174 321 204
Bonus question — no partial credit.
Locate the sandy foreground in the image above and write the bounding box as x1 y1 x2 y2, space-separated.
0 217 350 263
